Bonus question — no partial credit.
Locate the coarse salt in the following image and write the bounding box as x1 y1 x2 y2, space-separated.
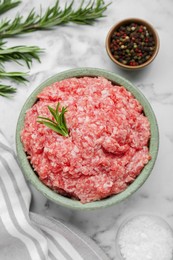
117 215 173 260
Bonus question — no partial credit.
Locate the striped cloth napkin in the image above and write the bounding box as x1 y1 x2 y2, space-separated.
0 131 109 260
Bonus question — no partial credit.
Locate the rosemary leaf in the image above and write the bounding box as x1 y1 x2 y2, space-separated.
48 105 59 122
38 102 69 137
0 0 21 15
37 121 66 136
0 84 16 97
59 107 68 131
0 70 28 83
36 116 55 124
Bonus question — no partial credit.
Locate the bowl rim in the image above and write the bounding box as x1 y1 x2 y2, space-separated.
105 17 160 70
16 67 159 210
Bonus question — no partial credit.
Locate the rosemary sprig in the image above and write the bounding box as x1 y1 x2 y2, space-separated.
0 0 109 38
0 84 16 97
0 44 43 68
37 102 69 137
0 0 21 15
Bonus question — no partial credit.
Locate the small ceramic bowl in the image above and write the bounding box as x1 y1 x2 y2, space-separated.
106 18 160 70
16 68 159 210
115 214 173 259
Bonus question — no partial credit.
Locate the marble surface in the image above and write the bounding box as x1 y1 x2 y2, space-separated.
1 0 173 259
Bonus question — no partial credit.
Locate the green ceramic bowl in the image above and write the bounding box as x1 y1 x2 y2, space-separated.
16 68 159 210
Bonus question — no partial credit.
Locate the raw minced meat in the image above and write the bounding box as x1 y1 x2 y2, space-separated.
21 77 151 203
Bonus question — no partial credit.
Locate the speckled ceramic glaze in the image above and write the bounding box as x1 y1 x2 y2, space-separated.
16 68 159 210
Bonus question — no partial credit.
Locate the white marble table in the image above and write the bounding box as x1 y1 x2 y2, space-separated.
1 0 173 259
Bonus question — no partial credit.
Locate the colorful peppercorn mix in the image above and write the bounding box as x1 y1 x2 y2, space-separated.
110 22 156 66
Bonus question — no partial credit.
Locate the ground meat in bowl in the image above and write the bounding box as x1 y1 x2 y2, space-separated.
21 77 151 203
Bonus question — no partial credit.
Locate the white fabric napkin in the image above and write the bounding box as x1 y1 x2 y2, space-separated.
0 131 109 260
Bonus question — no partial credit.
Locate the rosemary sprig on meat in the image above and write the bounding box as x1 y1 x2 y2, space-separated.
37 102 69 137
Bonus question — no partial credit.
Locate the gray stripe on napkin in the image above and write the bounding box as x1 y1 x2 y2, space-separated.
49 251 58 260
43 230 74 260
0 155 46 260
0 141 17 159
0 218 31 260
0 153 29 211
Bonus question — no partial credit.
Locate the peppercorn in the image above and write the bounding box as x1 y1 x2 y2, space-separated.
110 22 156 66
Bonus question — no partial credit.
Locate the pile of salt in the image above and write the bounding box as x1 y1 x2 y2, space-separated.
116 215 173 260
